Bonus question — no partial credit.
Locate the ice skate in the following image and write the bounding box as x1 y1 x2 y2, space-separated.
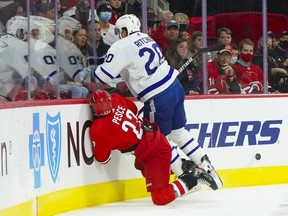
179 166 218 193
197 155 223 190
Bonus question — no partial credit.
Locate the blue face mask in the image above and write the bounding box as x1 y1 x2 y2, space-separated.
99 12 112 23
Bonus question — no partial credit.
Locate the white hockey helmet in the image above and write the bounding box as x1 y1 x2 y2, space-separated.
29 16 55 43
58 16 82 36
6 16 28 40
115 14 141 38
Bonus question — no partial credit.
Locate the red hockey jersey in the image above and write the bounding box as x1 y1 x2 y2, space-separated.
204 61 238 94
233 62 264 93
90 94 142 163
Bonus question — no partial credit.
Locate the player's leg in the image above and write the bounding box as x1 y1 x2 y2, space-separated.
143 88 186 176
151 167 219 205
168 128 223 190
168 83 223 189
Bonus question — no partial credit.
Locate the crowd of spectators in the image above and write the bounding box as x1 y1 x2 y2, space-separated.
0 0 288 102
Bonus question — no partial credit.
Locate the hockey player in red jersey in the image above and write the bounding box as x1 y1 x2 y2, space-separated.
89 90 217 205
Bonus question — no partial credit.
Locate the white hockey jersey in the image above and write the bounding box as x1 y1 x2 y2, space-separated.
0 34 28 79
58 36 89 83
29 38 58 83
94 32 179 102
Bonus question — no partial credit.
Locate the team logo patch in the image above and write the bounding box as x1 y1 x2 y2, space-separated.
46 112 62 183
29 113 45 189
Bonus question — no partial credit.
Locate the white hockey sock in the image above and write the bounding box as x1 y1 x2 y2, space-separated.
170 145 185 176
168 128 204 165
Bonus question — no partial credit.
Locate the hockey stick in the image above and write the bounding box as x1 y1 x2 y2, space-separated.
178 44 226 73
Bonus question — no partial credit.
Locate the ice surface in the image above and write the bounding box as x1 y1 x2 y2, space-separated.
57 184 288 216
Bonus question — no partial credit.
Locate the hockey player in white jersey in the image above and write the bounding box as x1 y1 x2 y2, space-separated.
94 14 223 190
0 16 29 100
29 15 89 98
57 16 89 98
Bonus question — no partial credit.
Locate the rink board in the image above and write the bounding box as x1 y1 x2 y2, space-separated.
1 94 288 215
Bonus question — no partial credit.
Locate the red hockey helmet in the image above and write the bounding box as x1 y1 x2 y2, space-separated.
89 90 112 116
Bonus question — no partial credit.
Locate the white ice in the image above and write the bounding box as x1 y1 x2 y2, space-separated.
57 184 288 216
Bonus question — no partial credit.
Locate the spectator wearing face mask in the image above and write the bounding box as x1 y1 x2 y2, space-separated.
252 35 283 92
269 31 288 92
233 38 266 94
96 0 119 45
230 43 239 65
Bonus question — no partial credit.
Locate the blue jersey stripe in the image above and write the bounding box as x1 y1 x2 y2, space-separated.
137 66 174 100
171 146 180 165
100 66 114 79
48 70 57 80
94 66 115 84
94 73 106 84
72 69 83 80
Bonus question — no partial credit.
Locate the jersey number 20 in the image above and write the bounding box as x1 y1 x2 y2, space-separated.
139 43 164 75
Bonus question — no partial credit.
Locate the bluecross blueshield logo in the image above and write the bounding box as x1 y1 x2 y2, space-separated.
29 112 62 189
29 113 45 189
46 112 62 183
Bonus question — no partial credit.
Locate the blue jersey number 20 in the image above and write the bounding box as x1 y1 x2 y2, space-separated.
139 43 164 75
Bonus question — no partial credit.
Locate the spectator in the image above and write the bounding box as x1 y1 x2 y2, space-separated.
150 19 180 55
58 17 90 98
73 27 89 61
93 14 223 189
109 0 132 25
86 19 122 93
255 35 273 53
131 0 142 19
189 31 202 56
75 0 90 27
269 31 288 92
89 90 217 205
233 38 265 94
172 12 190 40
230 43 239 64
96 0 119 45
86 20 110 66
189 31 202 64
267 30 277 48
211 27 233 61
217 27 233 45
33 0 61 20
188 31 211 70
166 37 201 95
146 7 158 31
199 44 241 94
253 35 281 92
0 1 25 35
